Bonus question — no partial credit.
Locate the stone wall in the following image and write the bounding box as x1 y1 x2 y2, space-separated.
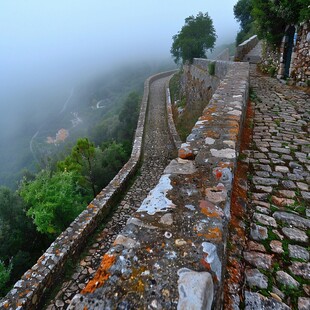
68 59 250 310
235 35 259 61
0 70 177 310
290 21 310 86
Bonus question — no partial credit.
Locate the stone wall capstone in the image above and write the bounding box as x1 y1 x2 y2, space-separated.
0 70 177 310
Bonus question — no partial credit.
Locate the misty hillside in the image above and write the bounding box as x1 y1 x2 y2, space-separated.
0 60 175 188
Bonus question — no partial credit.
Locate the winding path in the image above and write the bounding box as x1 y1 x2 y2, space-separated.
45 76 177 309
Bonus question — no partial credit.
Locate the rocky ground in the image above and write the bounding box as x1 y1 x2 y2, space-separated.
232 65 310 309
45 77 176 309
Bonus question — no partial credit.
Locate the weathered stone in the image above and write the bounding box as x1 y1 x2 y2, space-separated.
178 143 194 159
301 191 310 201
244 251 272 270
276 270 299 288
282 180 296 189
289 262 310 280
113 235 139 249
253 213 277 227
271 147 291 154
273 211 310 229
244 291 290 310
271 196 295 207
177 268 213 310
297 182 309 191
253 177 279 186
282 227 308 243
289 244 309 261
247 241 266 252
202 242 221 281
164 158 197 175
250 223 268 241
159 213 173 226
298 297 310 310
275 166 289 173
245 269 268 289
270 240 284 254
278 190 295 198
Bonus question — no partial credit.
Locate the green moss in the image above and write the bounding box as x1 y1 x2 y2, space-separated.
208 61 216 75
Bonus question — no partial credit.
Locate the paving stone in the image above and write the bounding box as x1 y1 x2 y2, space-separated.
278 190 295 198
271 147 291 154
282 227 308 243
289 262 310 280
271 196 295 207
275 166 289 173
298 297 310 310
282 180 297 189
253 213 277 227
243 251 272 270
301 191 310 201
288 245 309 261
244 291 290 310
270 240 284 254
245 269 268 289
250 223 268 241
276 270 299 288
297 182 309 191
255 206 270 215
253 177 279 186
247 241 266 252
273 211 310 229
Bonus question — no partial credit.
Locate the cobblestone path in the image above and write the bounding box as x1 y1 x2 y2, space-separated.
45 76 176 309
240 66 310 309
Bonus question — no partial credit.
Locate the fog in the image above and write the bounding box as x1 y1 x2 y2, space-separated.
0 0 238 187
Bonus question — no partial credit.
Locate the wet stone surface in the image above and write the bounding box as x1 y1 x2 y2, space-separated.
240 65 310 309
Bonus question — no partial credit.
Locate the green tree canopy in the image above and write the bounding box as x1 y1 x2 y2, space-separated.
171 12 216 64
20 170 89 235
234 0 310 46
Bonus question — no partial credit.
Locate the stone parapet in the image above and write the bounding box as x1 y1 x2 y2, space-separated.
235 35 259 62
68 60 250 310
165 74 182 150
0 70 176 310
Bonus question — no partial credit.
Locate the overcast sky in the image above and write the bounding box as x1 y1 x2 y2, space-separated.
0 0 239 92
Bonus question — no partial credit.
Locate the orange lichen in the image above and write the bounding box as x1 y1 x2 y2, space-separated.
198 227 222 241
87 203 97 209
199 200 221 219
205 130 220 139
3 301 9 308
218 161 234 169
81 254 115 294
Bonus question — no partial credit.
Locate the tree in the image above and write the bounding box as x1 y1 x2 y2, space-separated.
255 0 309 44
0 260 11 296
20 170 89 235
234 0 255 45
171 12 217 64
58 138 97 197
